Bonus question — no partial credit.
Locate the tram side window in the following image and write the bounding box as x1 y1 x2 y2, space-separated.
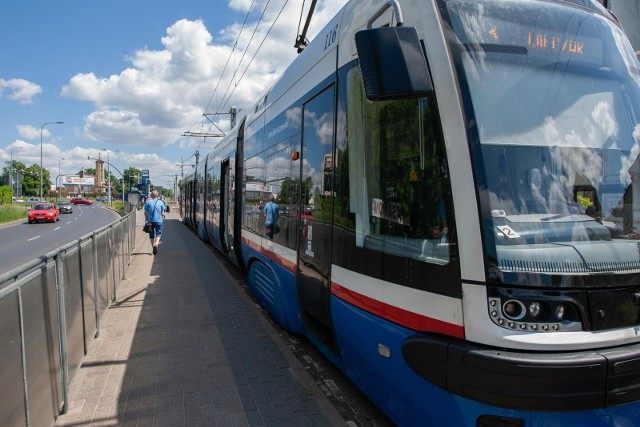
342 66 455 265
242 153 265 234
206 162 220 221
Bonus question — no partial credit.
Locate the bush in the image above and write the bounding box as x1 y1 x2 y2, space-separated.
0 185 12 205
0 204 28 224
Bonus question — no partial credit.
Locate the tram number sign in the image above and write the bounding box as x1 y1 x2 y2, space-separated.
497 225 521 239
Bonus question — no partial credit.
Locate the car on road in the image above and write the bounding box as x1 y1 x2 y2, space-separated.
56 200 73 214
28 203 60 224
25 197 43 204
71 197 93 205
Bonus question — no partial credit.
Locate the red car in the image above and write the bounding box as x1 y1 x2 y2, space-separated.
71 197 94 205
28 203 60 224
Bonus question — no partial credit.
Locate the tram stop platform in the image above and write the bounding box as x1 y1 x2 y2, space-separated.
53 206 364 427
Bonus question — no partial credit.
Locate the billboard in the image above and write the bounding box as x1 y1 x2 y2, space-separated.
63 175 96 186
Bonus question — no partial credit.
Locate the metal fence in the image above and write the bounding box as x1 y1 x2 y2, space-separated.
0 210 136 427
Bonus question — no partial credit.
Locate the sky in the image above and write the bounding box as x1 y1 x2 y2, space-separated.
0 0 347 192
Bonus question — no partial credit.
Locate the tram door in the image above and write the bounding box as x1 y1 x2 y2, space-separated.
220 159 231 253
296 85 338 354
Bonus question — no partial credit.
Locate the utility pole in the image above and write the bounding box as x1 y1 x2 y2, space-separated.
165 174 179 202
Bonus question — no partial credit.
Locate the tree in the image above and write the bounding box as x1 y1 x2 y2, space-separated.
1 161 27 195
22 164 50 196
161 188 174 199
279 177 294 204
124 167 142 192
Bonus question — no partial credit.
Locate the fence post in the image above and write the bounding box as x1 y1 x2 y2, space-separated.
17 287 31 425
92 233 100 338
55 253 70 414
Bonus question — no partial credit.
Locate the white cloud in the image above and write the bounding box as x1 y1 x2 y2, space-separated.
17 125 53 140
82 109 180 147
0 78 42 104
60 0 347 151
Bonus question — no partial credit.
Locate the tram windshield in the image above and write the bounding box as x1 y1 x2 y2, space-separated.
443 0 640 285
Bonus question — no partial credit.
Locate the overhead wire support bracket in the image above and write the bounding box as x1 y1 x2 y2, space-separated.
181 131 225 138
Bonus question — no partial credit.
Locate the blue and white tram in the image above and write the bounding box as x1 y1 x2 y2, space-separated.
182 0 640 425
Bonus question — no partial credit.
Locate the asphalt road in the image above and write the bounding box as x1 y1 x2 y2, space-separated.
0 202 121 274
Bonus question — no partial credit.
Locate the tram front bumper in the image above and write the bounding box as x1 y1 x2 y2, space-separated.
402 334 640 411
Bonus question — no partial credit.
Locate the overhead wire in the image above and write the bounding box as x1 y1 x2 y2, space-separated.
296 0 307 38
184 0 290 148
217 0 290 114
202 0 257 116
184 0 256 136
213 0 274 116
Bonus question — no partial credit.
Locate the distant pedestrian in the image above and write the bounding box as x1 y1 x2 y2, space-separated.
144 190 166 255
264 194 279 239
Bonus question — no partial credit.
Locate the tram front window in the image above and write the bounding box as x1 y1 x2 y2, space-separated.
444 0 640 285
343 63 456 267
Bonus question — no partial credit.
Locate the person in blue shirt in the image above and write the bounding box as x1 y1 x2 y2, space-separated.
144 190 166 255
263 194 279 239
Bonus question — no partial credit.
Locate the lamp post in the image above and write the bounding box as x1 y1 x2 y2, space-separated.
100 148 111 205
57 158 65 201
40 121 63 199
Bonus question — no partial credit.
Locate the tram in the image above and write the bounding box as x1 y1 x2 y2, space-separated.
182 0 640 425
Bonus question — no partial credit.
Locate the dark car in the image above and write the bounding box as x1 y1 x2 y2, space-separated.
28 203 60 224
56 200 73 214
71 197 93 205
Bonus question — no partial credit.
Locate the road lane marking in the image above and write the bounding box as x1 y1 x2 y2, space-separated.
28 236 41 241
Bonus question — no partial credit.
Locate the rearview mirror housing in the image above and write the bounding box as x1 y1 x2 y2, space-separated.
355 26 433 101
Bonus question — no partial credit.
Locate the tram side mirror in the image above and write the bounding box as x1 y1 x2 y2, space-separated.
355 26 433 101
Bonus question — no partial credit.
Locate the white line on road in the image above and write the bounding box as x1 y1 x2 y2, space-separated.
28 236 40 241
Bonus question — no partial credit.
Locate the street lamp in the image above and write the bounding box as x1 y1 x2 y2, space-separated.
100 148 111 205
57 158 65 201
40 121 64 199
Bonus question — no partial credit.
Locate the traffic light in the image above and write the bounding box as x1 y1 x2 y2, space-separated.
79 170 84 178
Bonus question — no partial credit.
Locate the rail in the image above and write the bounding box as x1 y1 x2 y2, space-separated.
0 209 136 427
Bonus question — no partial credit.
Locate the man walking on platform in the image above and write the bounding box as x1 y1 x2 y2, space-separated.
144 190 166 255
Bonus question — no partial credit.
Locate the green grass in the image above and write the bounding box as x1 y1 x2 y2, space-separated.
0 204 29 224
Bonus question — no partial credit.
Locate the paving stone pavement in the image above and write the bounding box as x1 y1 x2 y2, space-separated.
54 208 347 427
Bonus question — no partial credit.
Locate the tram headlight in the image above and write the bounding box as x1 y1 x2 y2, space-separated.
528 301 542 318
503 299 525 320
487 288 584 332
